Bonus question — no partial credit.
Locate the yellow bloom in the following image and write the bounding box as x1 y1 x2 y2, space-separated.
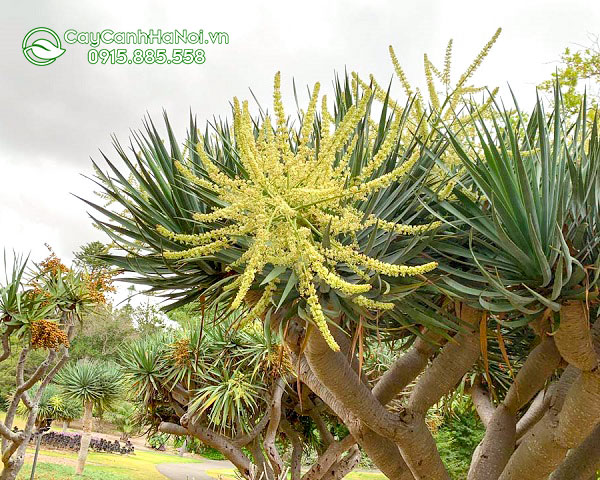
157 72 438 350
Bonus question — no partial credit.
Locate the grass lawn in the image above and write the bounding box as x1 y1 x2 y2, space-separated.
17 448 203 480
17 462 132 480
12 448 386 480
1 413 384 479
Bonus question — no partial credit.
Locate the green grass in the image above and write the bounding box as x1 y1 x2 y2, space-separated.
197 445 226 460
17 448 204 480
35 448 203 466
17 462 131 480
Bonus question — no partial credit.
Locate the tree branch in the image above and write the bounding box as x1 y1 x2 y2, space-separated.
549 423 600 480
499 370 600 480
308 409 334 448
515 385 555 441
292 352 414 480
408 305 481 414
280 419 302 480
468 335 561 480
160 420 254 478
233 412 270 447
264 377 285 477
372 331 443 405
553 300 597 371
322 444 361 480
468 379 494 427
0 425 20 444
304 326 448 479
0 326 17 363
2 348 30 454
301 434 355 480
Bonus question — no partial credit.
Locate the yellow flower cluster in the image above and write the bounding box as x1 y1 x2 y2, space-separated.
159 73 438 350
352 28 502 197
242 281 279 327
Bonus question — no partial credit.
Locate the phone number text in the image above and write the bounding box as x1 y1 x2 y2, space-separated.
87 48 206 65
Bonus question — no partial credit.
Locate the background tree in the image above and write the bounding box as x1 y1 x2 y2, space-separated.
0 247 113 480
55 360 123 475
539 35 600 113
131 300 169 337
16 384 82 430
68 305 136 362
74 242 112 273
104 400 139 441
121 312 360 480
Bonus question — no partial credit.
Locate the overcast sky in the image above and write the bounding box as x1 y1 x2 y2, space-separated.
1 0 599 274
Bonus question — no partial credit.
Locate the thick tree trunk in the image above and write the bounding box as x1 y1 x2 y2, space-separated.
62 420 69 432
549 423 600 480
304 325 450 480
400 304 481 480
499 370 600 480
468 405 515 480
408 307 481 415
296 304 481 480
294 353 414 479
468 336 560 480
76 400 94 475
554 301 597 371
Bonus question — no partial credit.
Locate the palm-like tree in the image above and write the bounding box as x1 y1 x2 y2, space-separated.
105 401 139 441
16 384 82 430
0 249 114 480
85 71 461 479
429 90 600 479
82 44 600 478
55 360 123 474
121 311 357 480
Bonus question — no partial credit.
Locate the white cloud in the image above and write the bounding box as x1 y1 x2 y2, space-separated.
1 0 599 293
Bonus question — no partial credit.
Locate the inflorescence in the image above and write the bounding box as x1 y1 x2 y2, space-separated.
158 73 438 350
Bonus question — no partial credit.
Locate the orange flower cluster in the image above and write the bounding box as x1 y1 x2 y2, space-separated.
84 270 117 304
30 319 69 350
28 284 53 306
39 246 70 276
169 338 192 367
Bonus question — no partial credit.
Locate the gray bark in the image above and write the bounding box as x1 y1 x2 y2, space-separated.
468 336 561 480
76 400 94 475
304 325 450 479
549 422 600 480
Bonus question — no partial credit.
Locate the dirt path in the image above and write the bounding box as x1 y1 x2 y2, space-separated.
156 459 234 480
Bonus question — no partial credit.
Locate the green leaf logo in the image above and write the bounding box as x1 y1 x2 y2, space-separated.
22 27 66 66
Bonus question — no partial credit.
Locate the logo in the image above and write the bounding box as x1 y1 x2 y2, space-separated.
22 27 66 66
